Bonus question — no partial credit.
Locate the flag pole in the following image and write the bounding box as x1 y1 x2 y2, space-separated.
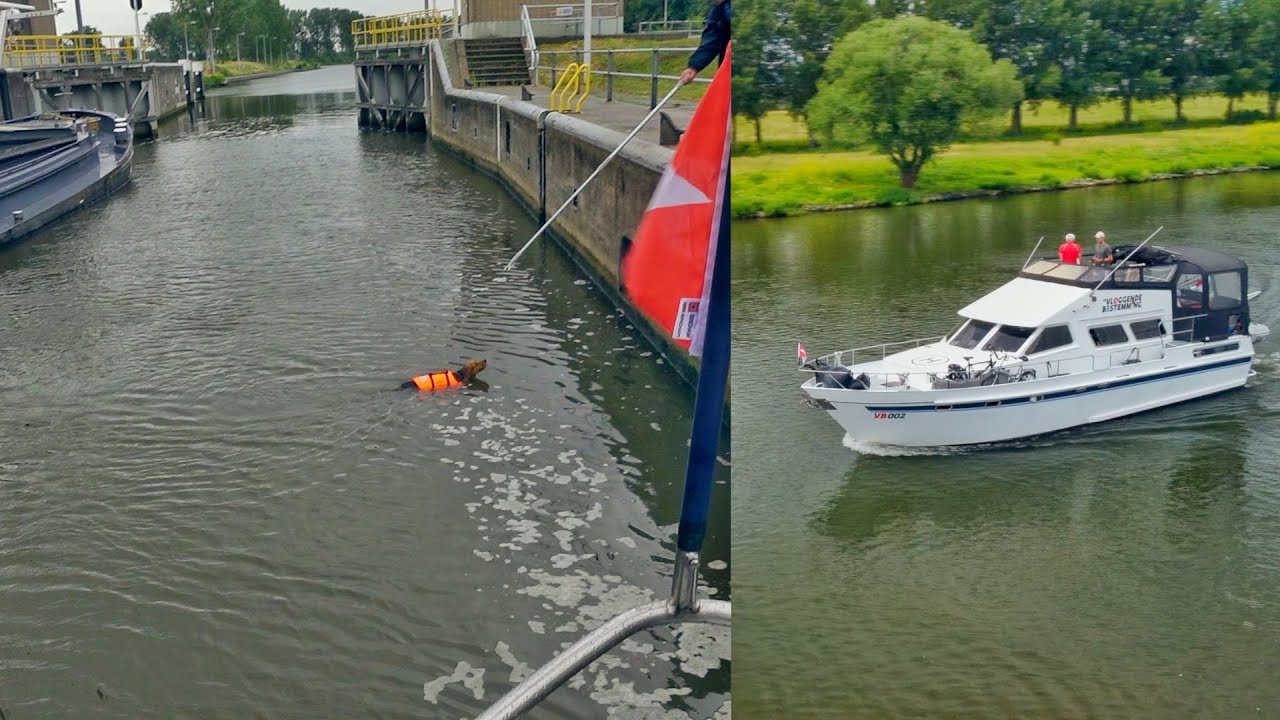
504 81 685 271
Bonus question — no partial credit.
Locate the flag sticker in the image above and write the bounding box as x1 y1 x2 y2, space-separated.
673 298 702 340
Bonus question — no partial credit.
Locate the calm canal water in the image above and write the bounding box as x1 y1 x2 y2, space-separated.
1 65 728 719
733 175 1280 718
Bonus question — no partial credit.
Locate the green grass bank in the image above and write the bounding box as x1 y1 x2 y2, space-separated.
732 121 1280 219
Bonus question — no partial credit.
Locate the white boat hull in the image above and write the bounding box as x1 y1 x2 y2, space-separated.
803 350 1254 447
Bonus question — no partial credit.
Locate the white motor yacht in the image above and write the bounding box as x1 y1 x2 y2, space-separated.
800 244 1269 447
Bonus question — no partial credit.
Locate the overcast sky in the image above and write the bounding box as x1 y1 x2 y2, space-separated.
55 1 447 36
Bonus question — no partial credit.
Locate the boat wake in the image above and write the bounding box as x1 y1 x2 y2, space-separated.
842 434 968 457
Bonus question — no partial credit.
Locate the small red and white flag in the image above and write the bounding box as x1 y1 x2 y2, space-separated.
797 342 807 362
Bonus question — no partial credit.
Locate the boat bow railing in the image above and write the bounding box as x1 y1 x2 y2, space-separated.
803 336 948 371
802 342 1182 393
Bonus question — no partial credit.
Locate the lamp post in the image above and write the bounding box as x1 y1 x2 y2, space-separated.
184 20 195 61
236 31 244 63
131 0 142 61
209 25 220 71
256 34 264 64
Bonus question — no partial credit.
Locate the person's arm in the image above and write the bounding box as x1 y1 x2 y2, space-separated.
682 6 728 83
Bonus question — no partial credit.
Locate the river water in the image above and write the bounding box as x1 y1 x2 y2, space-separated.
0 65 728 719
733 175 1280 718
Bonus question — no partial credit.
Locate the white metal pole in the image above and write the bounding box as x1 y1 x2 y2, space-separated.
583 0 592 67
134 8 143 61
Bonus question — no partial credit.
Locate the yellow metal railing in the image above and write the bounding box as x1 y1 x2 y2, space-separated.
549 63 591 113
352 11 448 50
2 34 142 69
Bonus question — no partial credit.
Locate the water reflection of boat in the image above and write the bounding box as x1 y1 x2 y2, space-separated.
1 109 133 250
802 242 1269 447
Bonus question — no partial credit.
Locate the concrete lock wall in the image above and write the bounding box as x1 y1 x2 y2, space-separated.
413 39 693 378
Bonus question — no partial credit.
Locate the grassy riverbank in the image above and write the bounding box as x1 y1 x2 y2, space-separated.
204 60 321 87
732 121 1280 218
734 93 1278 152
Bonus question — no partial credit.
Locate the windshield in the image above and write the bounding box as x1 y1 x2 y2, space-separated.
982 325 1035 353
950 320 995 349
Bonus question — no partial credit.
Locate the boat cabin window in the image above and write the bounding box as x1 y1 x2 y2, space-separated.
1026 325 1073 355
1177 273 1203 310
949 319 996 349
1130 318 1164 340
1112 267 1142 284
1088 324 1130 346
1143 265 1177 283
982 324 1035 352
1208 271 1243 309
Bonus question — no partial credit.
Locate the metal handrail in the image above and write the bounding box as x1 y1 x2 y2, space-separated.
571 63 592 112
637 19 697 34
519 4 539 74
352 10 449 50
522 2 622 20
3 34 142 68
548 61 578 111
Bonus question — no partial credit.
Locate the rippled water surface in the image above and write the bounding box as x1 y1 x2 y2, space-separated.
1 65 728 719
733 176 1280 718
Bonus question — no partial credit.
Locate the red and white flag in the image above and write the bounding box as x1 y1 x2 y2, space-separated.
621 44 731 358
797 342 807 362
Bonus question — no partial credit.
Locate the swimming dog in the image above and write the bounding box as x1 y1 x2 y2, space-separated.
399 359 488 391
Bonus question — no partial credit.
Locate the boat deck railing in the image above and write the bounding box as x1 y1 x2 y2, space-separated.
798 328 1255 392
805 336 947 371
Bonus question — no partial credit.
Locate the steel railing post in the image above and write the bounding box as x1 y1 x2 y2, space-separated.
606 49 614 102
650 48 659 108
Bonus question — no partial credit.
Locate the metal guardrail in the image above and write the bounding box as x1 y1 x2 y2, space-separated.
352 10 451 50
3 34 141 69
540 47 707 108
523 2 621 21
637 19 697 34
548 61 590 112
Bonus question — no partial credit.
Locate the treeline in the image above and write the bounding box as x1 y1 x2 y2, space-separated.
144 0 364 65
624 0 704 29
736 0 1280 142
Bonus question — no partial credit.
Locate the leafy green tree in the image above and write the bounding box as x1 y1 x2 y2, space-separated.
1088 0 1171 126
144 13 185 61
1159 0 1208 123
778 0 872 146
1249 0 1280 119
809 16 1023 188
972 0 1069 134
1199 0 1261 119
1046 2 1103 130
732 0 783 144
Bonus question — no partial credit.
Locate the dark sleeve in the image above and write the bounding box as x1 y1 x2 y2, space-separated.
687 4 730 72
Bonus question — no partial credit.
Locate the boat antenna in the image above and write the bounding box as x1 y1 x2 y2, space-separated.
1091 226 1163 295
1022 237 1044 270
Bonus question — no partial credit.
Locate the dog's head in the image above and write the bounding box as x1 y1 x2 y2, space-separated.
461 359 488 378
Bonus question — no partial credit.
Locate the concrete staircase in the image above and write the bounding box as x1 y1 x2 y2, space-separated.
465 38 530 87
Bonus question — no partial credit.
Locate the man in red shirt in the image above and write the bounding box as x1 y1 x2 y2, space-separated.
1058 233 1081 264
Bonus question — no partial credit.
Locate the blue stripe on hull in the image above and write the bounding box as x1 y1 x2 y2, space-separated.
864 355 1252 413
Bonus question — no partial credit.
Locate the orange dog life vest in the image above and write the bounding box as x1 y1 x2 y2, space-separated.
412 370 464 391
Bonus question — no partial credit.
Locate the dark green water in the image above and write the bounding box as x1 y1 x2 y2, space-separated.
1 66 727 719
732 176 1280 718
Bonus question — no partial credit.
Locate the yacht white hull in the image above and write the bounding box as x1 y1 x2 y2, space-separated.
803 350 1254 447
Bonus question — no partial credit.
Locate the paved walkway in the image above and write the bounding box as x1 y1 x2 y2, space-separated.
482 86 695 146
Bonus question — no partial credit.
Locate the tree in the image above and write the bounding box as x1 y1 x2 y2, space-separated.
972 0 1069 134
1046 2 1103 130
778 0 872 146
1199 0 1261 119
1159 0 1208 123
732 0 783 144
145 12 185 61
1250 0 1280 119
1088 0 1172 126
809 16 1023 188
